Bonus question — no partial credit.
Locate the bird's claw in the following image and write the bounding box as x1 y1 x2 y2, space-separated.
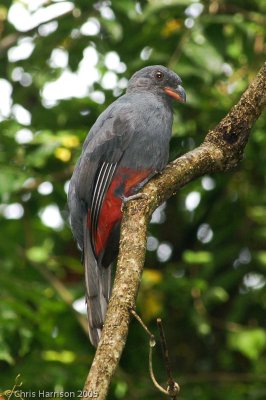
122 193 144 203
120 193 148 211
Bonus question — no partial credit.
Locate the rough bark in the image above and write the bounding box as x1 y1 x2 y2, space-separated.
82 62 266 400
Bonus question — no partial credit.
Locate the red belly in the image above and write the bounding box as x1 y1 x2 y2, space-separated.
89 167 151 257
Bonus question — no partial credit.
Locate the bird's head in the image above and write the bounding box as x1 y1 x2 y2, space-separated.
126 65 186 104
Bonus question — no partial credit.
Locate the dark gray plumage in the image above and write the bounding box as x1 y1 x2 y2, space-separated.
68 65 186 346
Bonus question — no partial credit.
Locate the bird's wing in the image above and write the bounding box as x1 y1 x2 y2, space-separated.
69 103 135 241
89 161 117 252
68 104 136 346
76 108 135 246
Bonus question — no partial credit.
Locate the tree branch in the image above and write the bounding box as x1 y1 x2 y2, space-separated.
82 62 266 400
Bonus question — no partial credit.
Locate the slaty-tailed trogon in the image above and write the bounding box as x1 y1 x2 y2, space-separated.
68 65 186 346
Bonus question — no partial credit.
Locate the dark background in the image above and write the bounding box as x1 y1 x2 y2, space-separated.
0 0 266 399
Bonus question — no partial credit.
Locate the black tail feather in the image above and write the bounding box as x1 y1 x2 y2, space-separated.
83 217 112 347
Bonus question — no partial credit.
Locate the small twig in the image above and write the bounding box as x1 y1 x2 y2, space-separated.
157 318 174 382
157 318 180 399
131 310 180 398
148 338 170 397
130 309 154 338
130 310 168 396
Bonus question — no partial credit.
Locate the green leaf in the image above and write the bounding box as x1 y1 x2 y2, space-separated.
205 287 229 303
42 350 76 364
228 329 266 360
183 39 224 75
26 246 49 263
0 167 27 197
183 250 213 264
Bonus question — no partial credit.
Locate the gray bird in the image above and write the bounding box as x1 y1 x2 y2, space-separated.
68 65 186 346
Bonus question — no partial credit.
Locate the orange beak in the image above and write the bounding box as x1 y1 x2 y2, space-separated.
164 85 186 103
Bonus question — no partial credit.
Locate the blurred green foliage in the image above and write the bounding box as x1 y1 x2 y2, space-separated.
0 0 266 399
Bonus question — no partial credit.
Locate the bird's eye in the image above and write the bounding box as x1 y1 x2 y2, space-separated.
155 71 164 80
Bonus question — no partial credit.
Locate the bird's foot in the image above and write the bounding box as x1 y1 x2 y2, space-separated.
122 193 144 203
120 193 148 211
